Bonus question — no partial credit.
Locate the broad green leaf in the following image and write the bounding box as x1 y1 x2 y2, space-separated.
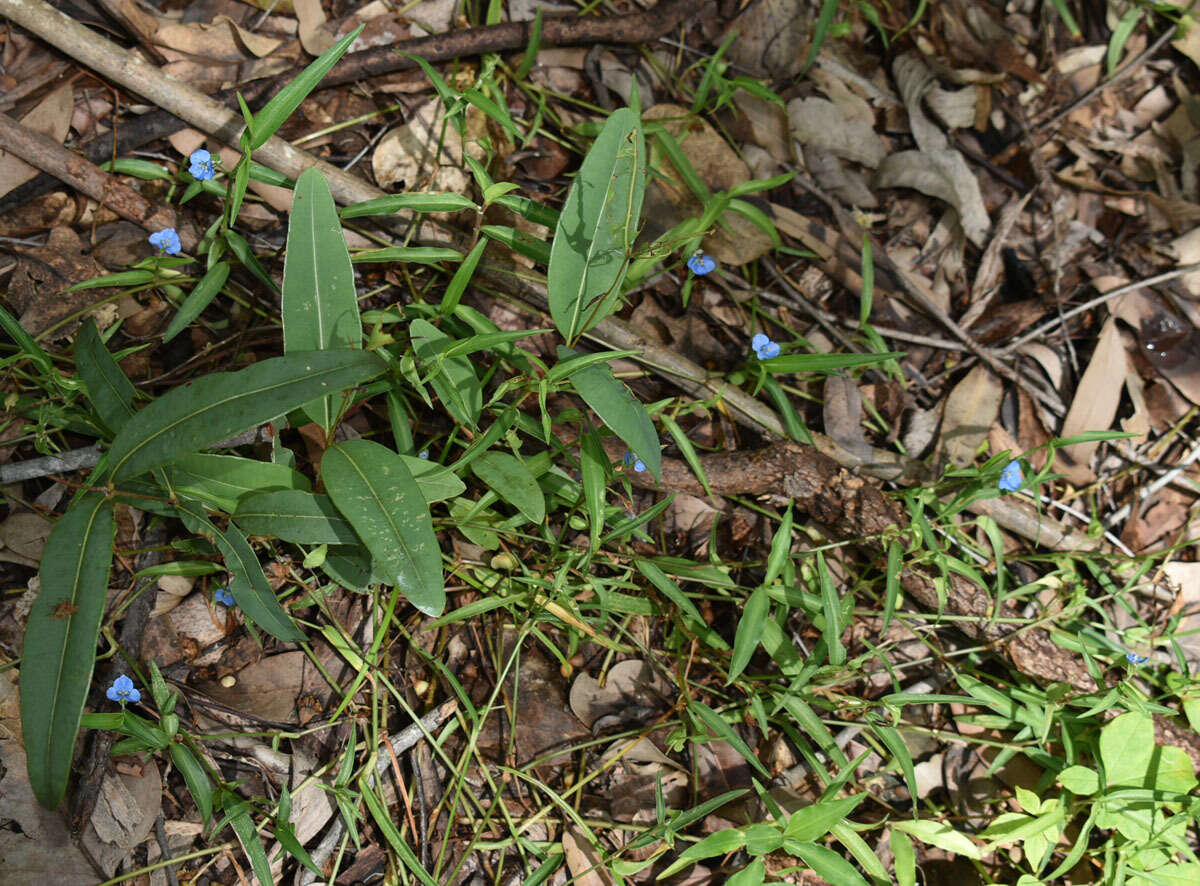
169 743 213 824
401 454 467 503
726 860 765 886
548 107 645 341
21 493 115 808
1149 745 1198 794
320 545 377 592
1100 711 1154 787
76 317 136 434
235 490 360 545
224 795 274 886
246 27 362 151
341 193 477 218
471 451 545 524
169 453 311 514
728 586 769 683
283 168 362 429
410 319 482 429
785 794 865 842
560 346 660 480
163 261 230 343
1057 765 1099 795
790 842 869 886
178 502 305 642
322 440 445 615
892 819 982 860
108 350 386 482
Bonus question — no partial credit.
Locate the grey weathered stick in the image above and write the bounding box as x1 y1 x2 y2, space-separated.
0 443 102 484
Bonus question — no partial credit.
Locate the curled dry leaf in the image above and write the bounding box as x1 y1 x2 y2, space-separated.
726 0 808 79
788 97 885 168
938 365 1004 467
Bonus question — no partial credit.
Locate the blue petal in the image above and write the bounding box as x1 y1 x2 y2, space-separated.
687 253 716 275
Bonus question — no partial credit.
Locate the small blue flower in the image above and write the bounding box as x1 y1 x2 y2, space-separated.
149 227 182 255
623 452 645 472
188 148 215 181
687 251 717 276
998 460 1023 493
1126 652 1149 665
213 587 235 607
751 333 780 360
418 449 430 459
106 674 141 705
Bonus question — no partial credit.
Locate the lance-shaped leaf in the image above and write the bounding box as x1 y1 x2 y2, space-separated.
282 168 363 429
76 318 136 435
169 453 311 514
21 492 115 808
108 350 386 482
410 319 482 429
177 501 305 642
235 490 360 545
559 346 660 480
322 440 444 615
548 107 645 341
471 451 545 524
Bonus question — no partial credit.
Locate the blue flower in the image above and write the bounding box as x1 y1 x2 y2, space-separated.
998 460 1023 493
106 674 141 705
687 252 716 276
751 333 780 360
188 148 215 181
623 452 645 472
418 449 430 459
1126 652 1149 665
213 587 235 607
149 228 182 255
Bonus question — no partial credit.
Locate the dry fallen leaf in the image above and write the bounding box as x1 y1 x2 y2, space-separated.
1055 317 1127 485
562 829 615 886
82 759 162 877
939 365 1003 467
372 97 471 194
0 83 72 199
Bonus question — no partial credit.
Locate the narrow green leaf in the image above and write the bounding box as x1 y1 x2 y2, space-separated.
410 319 482 429
791 842 869 886
341 193 477 218
548 107 645 341
108 350 386 482
763 351 905 374
21 493 115 808
786 795 865 842
892 819 982 860
869 716 918 807
351 246 462 264
763 505 794 587
322 440 445 615
76 317 136 434
890 829 917 886
882 539 901 634
361 784 438 886
64 269 157 292
728 586 769 684
283 168 363 429
248 27 363 150
580 427 608 549
223 796 274 886
235 490 361 545
169 743 213 824
656 828 746 879
163 261 231 343
661 413 713 497
560 346 660 480
816 551 844 666
169 453 311 514
440 237 488 316
224 229 279 294
471 451 545 524
689 700 769 778
178 501 305 642
481 223 551 265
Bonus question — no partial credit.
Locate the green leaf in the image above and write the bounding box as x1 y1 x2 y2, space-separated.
223 795 274 886
761 351 905 374
548 107 645 341
401 454 467 503
352 246 462 264
169 743 213 824
1057 764 1099 796
791 842 869 886
440 237 488 316
340 193 477 218
471 451 545 524
320 545 377 592
361 784 438 886
21 493 115 808
108 350 386 482
580 427 608 548
273 786 323 876
75 317 137 434
247 27 362 151
728 586 769 683
1100 711 1154 787
560 346 660 480
785 794 865 842
169 453 312 514
726 860 765 886
890 829 916 886
178 501 305 642
689 700 769 778
163 261 230 343
283 168 363 430
892 819 981 860
235 490 361 545
656 828 747 879
410 319 482 429
321 440 445 615
481 223 552 265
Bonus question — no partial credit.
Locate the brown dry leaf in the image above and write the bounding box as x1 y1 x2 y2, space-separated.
730 91 791 164
372 97 471 193
154 15 282 61
82 759 162 877
6 227 123 338
0 83 72 199
199 651 326 722
788 97 885 168
563 829 615 886
0 670 97 884
823 376 874 464
568 659 671 731
0 510 53 565
876 54 990 247
726 0 808 79
939 365 1003 467
295 0 336 56
643 104 773 265
1055 317 1127 485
